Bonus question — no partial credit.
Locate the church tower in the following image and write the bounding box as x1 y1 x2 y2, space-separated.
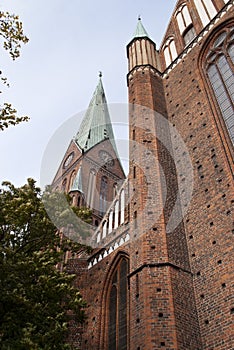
62 1 233 349
52 74 126 228
126 17 202 349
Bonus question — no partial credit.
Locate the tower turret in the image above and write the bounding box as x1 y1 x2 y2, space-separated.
126 18 201 350
127 17 159 72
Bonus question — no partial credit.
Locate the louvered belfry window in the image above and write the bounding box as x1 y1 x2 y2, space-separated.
108 258 128 350
206 26 234 144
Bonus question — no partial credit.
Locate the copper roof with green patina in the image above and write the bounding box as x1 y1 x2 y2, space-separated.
133 17 150 39
75 75 117 154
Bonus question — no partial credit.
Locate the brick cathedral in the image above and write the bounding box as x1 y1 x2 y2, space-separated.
52 0 234 349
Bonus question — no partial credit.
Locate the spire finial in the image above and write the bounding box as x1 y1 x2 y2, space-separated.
99 71 102 78
133 16 150 39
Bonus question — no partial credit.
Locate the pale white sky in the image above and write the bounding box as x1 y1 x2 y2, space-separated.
0 0 176 187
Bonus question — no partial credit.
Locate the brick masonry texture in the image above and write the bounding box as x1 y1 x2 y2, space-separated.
55 1 234 349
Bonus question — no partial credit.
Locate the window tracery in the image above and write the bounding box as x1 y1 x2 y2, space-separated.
205 26 234 144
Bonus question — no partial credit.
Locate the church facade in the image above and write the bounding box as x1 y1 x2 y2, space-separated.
52 0 234 349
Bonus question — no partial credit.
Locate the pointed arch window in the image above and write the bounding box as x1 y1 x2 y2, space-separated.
69 170 76 190
193 0 217 27
176 4 196 46
176 4 192 33
205 26 234 144
100 176 108 215
87 169 96 208
163 37 178 67
108 258 129 350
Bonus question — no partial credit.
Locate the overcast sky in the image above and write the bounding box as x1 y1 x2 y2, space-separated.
0 0 176 188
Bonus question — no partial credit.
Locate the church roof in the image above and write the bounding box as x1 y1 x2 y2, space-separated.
133 17 150 39
70 166 83 193
75 74 117 154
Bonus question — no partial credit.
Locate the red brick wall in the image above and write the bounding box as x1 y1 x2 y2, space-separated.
126 62 202 348
164 9 234 350
63 3 234 350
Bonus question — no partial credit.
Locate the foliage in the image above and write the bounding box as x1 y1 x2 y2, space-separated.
0 179 89 349
0 11 29 60
0 10 29 131
43 187 93 244
0 101 29 131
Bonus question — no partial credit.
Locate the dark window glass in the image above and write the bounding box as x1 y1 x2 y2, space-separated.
108 259 128 349
108 286 117 350
183 25 196 46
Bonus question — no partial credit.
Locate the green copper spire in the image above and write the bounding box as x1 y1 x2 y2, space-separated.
133 16 150 39
75 73 117 154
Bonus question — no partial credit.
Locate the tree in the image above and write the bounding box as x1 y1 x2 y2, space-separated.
0 10 29 131
0 179 91 350
43 186 93 245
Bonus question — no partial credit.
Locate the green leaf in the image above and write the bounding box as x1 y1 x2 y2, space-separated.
0 179 88 349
